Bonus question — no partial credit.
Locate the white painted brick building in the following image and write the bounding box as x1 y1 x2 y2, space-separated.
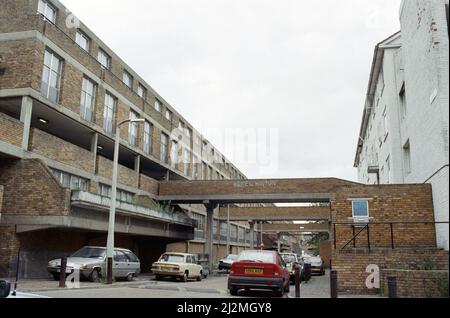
354 0 449 250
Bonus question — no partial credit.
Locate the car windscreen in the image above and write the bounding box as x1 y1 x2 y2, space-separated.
71 247 106 259
227 255 238 260
159 254 185 263
281 254 296 263
237 251 275 264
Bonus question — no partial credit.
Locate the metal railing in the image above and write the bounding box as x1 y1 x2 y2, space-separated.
333 221 449 251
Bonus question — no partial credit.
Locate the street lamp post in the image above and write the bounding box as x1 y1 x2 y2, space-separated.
106 118 145 285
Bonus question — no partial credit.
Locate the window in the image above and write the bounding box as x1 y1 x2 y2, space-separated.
230 224 238 243
41 49 62 103
238 227 245 244
399 84 407 119
160 133 169 163
98 184 134 203
103 93 117 134
183 148 190 176
128 111 138 146
208 166 213 180
386 156 391 184
170 140 178 168
352 200 369 223
144 121 153 154
196 136 201 146
220 222 228 242
403 140 412 176
99 184 111 197
192 155 198 179
382 106 389 140
165 109 172 121
192 213 205 240
154 99 162 112
202 162 207 180
51 169 88 191
76 30 90 52
123 70 133 88
38 0 56 23
213 219 219 241
98 48 111 69
186 128 192 139
137 84 147 99
80 77 96 122
178 120 185 132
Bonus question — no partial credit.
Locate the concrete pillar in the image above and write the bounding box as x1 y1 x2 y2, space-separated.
20 96 33 151
134 155 141 188
249 221 255 249
204 203 217 273
277 232 281 253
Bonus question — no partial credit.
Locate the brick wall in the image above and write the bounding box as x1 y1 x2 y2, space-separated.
320 241 332 269
331 184 436 249
139 174 159 195
380 269 449 298
96 155 137 189
30 128 95 173
332 249 449 295
0 159 71 216
159 178 358 196
0 185 3 214
0 225 20 279
0 112 23 147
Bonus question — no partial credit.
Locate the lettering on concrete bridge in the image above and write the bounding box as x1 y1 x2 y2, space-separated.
233 180 278 188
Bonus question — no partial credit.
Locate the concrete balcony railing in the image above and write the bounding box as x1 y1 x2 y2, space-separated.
71 191 194 227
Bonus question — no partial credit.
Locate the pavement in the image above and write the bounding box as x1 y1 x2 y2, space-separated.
5 271 382 299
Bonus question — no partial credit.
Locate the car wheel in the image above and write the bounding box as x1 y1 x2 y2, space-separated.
52 274 60 281
89 269 100 282
229 287 239 296
181 271 188 283
155 275 161 281
126 273 134 282
197 272 203 282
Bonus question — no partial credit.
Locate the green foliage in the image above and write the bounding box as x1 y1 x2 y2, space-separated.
419 256 436 271
155 202 175 215
306 232 330 256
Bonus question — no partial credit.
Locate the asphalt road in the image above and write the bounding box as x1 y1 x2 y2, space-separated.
12 272 332 299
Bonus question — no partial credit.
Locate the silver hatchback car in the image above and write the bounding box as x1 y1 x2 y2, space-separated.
47 246 141 282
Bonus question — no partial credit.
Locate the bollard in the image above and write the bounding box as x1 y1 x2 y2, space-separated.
107 257 113 284
387 276 397 298
59 257 67 288
294 265 301 298
0 280 11 298
330 270 338 298
304 263 311 282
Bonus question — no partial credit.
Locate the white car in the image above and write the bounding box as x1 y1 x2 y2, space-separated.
151 253 204 282
218 255 238 271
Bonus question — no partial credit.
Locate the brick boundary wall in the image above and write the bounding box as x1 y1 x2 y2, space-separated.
381 269 449 298
332 249 449 296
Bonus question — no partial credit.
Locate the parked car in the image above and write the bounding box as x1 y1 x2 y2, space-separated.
151 253 204 282
47 246 141 282
280 253 304 282
228 250 290 297
303 255 325 276
218 254 238 271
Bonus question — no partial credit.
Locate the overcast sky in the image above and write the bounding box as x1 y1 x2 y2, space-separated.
61 0 401 181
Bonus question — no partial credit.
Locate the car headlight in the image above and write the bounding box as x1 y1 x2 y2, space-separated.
80 264 88 270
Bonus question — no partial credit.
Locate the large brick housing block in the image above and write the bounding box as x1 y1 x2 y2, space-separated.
0 112 23 148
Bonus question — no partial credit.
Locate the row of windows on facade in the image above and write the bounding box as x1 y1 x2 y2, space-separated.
192 213 255 243
41 49 243 180
51 169 134 203
38 1 194 137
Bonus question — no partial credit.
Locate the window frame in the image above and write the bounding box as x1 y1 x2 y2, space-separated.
97 48 111 70
123 70 133 88
128 110 139 146
80 76 96 122
137 83 147 100
351 200 370 224
143 120 153 154
41 49 63 103
103 92 117 134
38 0 57 24
160 133 169 163
75 29 91 53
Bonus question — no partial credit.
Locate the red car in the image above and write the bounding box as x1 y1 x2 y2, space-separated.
228 250 290 297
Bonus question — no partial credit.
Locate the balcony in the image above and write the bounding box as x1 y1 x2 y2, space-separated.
71 191 194 227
